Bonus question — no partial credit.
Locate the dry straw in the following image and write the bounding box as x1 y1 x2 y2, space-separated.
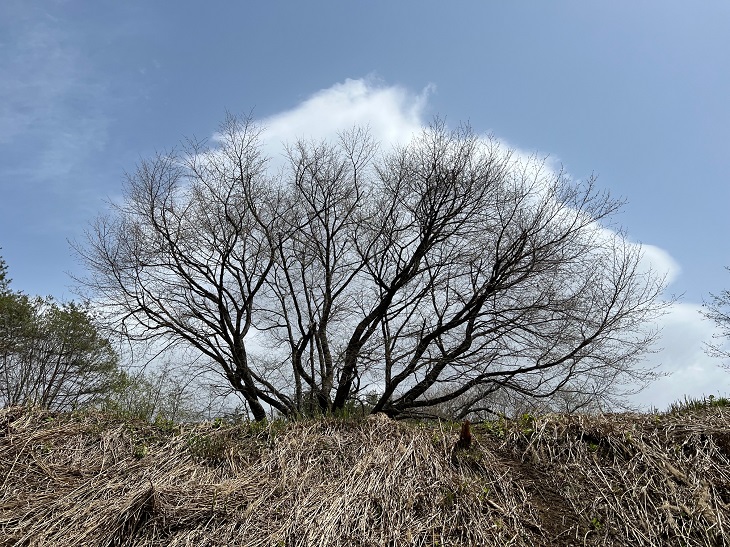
1 406 729 546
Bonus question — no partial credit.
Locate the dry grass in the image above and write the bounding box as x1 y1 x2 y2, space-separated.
1 406 729 546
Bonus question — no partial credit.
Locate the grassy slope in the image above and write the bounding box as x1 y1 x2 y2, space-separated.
1 407 729 546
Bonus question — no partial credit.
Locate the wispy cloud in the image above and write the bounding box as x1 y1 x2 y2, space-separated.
0 5 108 183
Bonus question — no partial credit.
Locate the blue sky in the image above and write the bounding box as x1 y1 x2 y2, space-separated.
1 1 728 408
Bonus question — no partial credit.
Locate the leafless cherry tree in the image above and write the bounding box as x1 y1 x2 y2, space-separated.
78 115 668 420
77 115 285 421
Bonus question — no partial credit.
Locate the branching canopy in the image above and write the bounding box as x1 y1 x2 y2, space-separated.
77 115 668 420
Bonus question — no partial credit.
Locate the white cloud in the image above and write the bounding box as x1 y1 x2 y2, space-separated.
634 302 728 410
640 243 682 288
259 78 432 154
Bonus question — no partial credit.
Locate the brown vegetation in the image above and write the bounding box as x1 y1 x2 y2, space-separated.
1 406 730 546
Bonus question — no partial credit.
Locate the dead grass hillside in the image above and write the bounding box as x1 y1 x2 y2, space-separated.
1 406 730 546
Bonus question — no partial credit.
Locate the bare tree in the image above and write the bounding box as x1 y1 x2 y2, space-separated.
76 115 286 421
78 115 668 420
703 267 730 364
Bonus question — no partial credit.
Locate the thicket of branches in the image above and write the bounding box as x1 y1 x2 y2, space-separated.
703 266 730 365
77 115 668 421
